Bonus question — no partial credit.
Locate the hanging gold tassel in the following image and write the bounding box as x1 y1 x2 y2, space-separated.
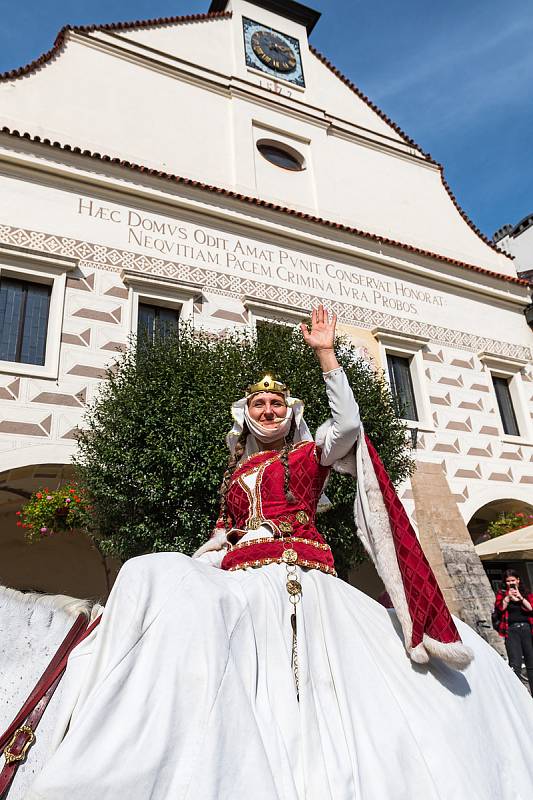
282 545 302 700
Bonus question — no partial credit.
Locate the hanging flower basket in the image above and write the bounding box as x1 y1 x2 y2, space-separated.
486 512 533 540
17 484 92 543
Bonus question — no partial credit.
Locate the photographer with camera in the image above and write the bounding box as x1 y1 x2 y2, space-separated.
495 569 533 694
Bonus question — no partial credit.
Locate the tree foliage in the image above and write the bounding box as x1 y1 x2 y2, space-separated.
75 323 414 577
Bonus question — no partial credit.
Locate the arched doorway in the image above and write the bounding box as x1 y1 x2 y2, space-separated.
0 462 118 600
467 498 533 545
467 497 533 595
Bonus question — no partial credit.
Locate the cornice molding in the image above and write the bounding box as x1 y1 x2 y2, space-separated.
478 351 529 373
121 269 203 298
372 327 430 349
0 243 77 273
243 295 309 321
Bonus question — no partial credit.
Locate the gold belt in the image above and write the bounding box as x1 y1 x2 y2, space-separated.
227 556 336 576
246 509 311 534
228 536 331 553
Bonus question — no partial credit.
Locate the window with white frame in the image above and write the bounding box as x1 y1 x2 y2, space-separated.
373 327 432 429
121 270 202 343
479 351 531 441
0 246 76 379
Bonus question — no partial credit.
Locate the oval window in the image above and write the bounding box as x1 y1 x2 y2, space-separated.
256 140 304 172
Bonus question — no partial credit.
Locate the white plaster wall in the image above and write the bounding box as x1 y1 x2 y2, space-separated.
0 37 233 187
0 168 531 548
395 339 533 523
123 15 235 75
499 225 533 273
0 7 517 277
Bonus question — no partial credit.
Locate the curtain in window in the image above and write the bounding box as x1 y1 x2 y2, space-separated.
492 376 520 436
20 283 51 365
0 278 50 365
0 279 23 362
138 304 179 344
387 354 418 421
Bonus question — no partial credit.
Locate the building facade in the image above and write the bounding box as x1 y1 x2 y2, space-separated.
494 214 533 282
0 1 532 639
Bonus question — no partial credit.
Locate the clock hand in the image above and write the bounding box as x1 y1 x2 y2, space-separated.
270 43 291 54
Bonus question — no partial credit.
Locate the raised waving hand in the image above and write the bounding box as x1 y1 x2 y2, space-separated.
300 304 339 372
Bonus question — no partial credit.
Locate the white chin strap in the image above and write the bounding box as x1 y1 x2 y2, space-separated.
244 405 293 444
226 392 312 457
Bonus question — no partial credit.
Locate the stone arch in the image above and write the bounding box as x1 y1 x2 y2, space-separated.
466 493 533 545
0 461 118 600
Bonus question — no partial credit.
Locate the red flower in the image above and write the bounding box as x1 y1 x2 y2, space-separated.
36 492 42 499
16 521 22 527
517 513 525 518
16 510 21 516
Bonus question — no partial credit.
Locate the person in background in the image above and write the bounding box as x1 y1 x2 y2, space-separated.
495 569 533 694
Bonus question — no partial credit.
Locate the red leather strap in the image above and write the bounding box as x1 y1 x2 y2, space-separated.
0 674 62 798
0 612 101 798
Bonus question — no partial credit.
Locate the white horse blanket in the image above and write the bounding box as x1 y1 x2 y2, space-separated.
25 552 533 800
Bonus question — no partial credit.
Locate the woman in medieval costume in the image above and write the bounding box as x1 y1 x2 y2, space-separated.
27 307 533 800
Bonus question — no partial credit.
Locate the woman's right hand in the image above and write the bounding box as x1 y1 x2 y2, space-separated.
300 305 339 372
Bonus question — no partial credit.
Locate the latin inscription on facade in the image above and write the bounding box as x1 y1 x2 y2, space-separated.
77 197 446 317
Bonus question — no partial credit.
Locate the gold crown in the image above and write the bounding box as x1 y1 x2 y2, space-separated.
246 374 289 397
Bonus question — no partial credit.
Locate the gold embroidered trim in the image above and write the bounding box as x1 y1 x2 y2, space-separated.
234 440 310 473
228 536 331 552
228 557 336 576
235 455 278 481
236 461 270 529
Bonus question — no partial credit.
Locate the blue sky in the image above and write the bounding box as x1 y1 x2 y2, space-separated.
1 0 531 239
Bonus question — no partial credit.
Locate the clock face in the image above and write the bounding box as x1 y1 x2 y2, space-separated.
251 30 297 73
243 17 305 88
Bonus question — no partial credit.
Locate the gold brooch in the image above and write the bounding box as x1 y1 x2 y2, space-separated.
281 548 298 565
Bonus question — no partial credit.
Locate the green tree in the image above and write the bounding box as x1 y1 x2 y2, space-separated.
75 323 413 577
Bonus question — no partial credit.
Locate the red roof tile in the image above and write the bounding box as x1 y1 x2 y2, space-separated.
0 125 528 288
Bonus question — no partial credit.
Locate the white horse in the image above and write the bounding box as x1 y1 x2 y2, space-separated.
0 585 99 800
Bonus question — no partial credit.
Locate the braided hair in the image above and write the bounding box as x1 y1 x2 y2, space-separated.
278 416 297 505
218 414 298 530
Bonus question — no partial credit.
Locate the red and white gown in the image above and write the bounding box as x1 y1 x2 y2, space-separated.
27 371 533 800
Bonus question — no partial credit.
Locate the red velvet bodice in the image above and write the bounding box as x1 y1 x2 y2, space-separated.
220 441 336 575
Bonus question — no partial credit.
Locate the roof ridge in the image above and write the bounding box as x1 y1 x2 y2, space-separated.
0 125 525 287
309 45 505 256
0 11 232 83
